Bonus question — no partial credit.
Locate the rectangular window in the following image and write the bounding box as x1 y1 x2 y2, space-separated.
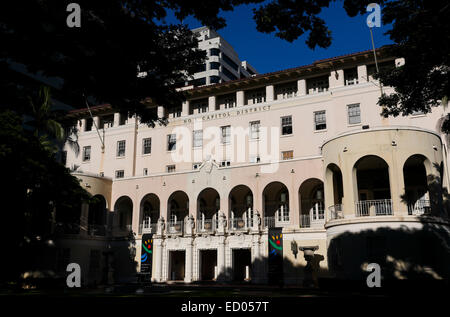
167 134 176 151
280 86 297 99
347 104 361 124
344 68 359 86
224 97 235 109
119 113 127 125
143 168 148 176
193 130 203 148
210 48 220 56
85 118 93 132
281 116 293 135
221 126 231 144
166 165 176 173
193 163 202 170
307 76 329 94
142 138 152 155
83 146 91 162
220 160 231 167
251 92 266 104
115 170 124 179
250 156 261 163
314 111 327 130
169 107 182 118
282 150 293 160
193 101 208 114
250 121 260 139
117 140 126 157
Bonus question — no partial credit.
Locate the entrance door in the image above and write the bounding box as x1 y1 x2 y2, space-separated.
232 249 251 282
200 250 217 281
169 251 185 281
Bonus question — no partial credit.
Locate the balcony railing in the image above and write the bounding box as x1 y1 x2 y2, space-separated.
355 199 393 217
196 218 216 233
300 212 325 228
54 222 81 235
166 220 184 234
139 222 158 234
408 199 431 215
328 204 344 220
263 216 275 228
229 218 249 231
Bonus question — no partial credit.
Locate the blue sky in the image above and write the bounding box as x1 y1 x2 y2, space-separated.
163 1 393 74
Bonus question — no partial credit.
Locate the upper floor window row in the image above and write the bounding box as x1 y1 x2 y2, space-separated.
84 114 127 132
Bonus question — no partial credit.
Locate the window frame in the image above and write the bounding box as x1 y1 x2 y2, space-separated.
115 170 124 179
82 146 91 162
347 104 361 125
314 111 327 131
116 140 126 157
281 116 293 136
221 125 231 144
167 134 176 151
193 130 203 148
142 137 152 155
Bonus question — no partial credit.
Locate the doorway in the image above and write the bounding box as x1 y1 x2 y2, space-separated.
232 249 251 282
200 249 217 281
169 250 185 281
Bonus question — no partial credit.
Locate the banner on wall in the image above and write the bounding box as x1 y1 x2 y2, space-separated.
140 234 153 276
268 227 284 285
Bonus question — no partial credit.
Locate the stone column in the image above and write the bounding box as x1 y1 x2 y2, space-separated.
154 238 163 282
329 69 344 88
93 116 100 130
157 105 165 119
184 239 193 283
113 113 120 126
217 236 226 281
251 234 261 283
182 100 190 116
389 155 408 216
266 85 274 102
357 65 368 83
236 90 245 107
208 96 216 112
80 119 86 132
132 198 140 236
342 160 357 218
297 79 307 96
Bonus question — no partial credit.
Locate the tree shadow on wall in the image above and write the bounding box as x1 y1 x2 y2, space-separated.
214 251 328 289
326 167 450 294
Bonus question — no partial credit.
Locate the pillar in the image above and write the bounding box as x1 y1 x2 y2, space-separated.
297 79 306 96
132 198 141 235
93 116 100 130
329 69 344 88
157 105 165 119
266 85 274 102
80 118 86 132
208 96 216 112
357 65 367 83
113 113 120 126
182 100 189 116
342 160 357 217
236 90 244 107
389 155 408 216
154 239 163 282
217 237 226 281
184 239 193 283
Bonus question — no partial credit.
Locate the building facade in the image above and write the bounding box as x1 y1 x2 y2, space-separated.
58 47 450 285
186 26 257 87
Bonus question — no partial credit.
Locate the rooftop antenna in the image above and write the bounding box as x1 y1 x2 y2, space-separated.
83 94 105 153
